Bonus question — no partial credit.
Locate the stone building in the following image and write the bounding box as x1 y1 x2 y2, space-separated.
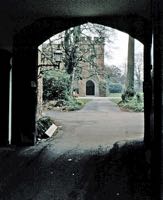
39 36 106 97
73 36 106 97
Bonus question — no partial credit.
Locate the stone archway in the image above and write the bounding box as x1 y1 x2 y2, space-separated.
11 16 152 146
86 80 95 95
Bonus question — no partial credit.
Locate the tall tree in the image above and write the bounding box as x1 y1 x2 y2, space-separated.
63 26 82 93
63 26 81 74
125 35 135 94
135 52 143 92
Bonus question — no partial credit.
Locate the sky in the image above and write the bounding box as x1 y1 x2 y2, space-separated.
105 30 144 73
105 31 128 66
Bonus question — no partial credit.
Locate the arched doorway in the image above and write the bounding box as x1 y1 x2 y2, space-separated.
86 80 95 95
12 16 151 146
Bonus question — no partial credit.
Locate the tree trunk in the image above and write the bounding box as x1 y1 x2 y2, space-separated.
126 35 135 93
64 26 81 75
64 26 81 94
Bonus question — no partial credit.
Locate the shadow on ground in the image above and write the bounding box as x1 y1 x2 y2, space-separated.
0 140 151 200
78 141 151 200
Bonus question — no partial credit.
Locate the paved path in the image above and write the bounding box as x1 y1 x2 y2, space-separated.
0 98 147 200
44 98 144 153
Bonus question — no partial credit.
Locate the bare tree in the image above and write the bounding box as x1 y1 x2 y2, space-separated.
39 23 117 94
135 52 143 92
125 35 135 96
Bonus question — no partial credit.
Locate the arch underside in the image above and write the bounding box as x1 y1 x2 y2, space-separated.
14 15 151 48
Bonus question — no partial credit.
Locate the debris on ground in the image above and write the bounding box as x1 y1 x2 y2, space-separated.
45 124 57 137
36 116 58 140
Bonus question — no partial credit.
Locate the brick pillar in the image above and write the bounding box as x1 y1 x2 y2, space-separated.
0 49 11 145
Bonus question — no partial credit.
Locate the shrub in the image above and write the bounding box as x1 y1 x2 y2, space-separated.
121 88 135 102
119 94 144 112
56 97 90 111
62 96 83 111
43 69 71 101
108 83 123 93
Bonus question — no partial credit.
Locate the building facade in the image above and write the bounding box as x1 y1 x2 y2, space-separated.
74 36 106 97
39 36 106 97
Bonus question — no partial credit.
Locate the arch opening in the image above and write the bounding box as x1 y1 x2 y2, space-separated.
86 80 95 96
37 22 145 146
12 17 149 148
10 18 151 199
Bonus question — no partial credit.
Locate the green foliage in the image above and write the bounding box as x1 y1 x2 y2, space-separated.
43 69 71 101
118 94 144 112
61 97 90 111
42 69 90 111
110 93 144 112
121 88 135 103
108 83 123 93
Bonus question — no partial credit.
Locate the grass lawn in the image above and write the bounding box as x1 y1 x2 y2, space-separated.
108 93 122 98
109 97 121 104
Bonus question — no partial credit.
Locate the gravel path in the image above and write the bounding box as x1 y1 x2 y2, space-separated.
44 98 144 152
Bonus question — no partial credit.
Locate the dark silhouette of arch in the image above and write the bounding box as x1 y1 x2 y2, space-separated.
11 16 150 145
86 80 95 95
